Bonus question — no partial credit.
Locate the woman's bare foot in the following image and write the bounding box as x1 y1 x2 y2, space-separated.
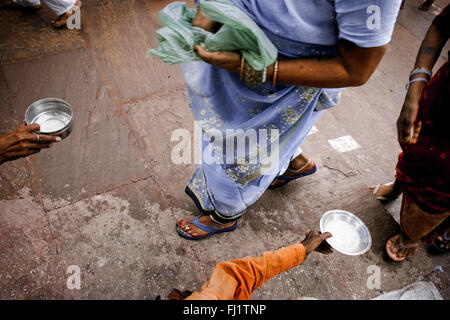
0 0 41 10
369 180 403 201
51 0 81 28
429 226 450 253
386 233 419 261
177 215 236 238
435 233 450 251
270 154 314 188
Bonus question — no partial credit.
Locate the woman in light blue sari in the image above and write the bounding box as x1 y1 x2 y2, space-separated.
177 0 402 239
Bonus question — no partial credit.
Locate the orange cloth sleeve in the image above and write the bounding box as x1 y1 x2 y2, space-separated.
186 243 306 300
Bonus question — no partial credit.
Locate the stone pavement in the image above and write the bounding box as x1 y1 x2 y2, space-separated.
0 0 448 300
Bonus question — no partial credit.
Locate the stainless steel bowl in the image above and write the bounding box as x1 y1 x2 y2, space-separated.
319 209 372 256
25 98 73 139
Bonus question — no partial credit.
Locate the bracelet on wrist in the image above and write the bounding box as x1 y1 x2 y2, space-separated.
409 68 432 81
240 56 268 87
405 77 428 89
272 60 279 88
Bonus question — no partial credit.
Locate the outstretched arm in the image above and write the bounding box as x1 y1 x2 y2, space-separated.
186 244 306 300
185 231 332 300
0 123 61 165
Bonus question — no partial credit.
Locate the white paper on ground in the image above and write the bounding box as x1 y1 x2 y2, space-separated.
372 281 443 300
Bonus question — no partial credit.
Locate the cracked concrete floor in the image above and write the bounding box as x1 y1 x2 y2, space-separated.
0 0 449 300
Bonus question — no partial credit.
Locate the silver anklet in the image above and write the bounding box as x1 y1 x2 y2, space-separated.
209 213 234 226
286 158 312 173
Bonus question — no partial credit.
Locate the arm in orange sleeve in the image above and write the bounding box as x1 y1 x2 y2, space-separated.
186 243 306 300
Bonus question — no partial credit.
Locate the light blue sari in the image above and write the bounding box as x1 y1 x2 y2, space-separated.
183 0 401 220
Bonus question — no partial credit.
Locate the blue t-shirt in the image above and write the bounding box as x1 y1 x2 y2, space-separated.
230 0 402 48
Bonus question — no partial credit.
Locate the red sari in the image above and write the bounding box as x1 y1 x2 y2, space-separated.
394 5 450 242
396 60 450 214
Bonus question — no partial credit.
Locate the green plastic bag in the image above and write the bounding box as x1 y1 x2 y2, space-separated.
148 0 278 70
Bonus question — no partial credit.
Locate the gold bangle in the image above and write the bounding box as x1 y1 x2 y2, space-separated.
241 59 265 87
272 60 278 88
240 55 245 80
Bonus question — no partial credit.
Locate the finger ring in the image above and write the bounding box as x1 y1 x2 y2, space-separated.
34 133 40 143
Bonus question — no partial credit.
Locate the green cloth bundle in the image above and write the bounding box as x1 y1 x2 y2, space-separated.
147 0 278 70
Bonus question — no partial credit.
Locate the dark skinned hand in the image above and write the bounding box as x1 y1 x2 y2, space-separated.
191 7 241 73
301 231 333 256
397 91 423 145
194 45 241 73
0 122 61 165
191 6 222 33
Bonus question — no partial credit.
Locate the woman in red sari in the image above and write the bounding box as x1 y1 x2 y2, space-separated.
371 5 449 261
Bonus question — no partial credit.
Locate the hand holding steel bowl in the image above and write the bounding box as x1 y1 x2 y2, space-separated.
0 123 61 165
25 98 73 139
320 210 372 256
